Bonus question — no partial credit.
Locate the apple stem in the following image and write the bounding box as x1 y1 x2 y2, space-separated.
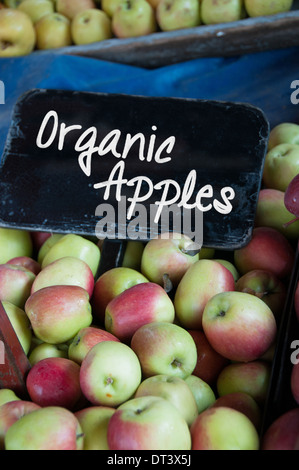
171 358 182 368
283 216 299 228
163 273 173 293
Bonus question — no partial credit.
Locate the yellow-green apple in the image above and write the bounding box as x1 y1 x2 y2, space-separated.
198 246 215 259
263 143 299 191
80 340 142 407
140 232 199 290
25 285 92 344
211 392 261 431
112 0 157 38
174 259 235 329
26 357 82 409
35 12 72 49
122 240 144 271
0 264 35 308
68 326 120 365
261 408 299 450
146 0 162 6
191 406 259 450
202 291 277 363
4 0 24 6
130 321 197 379
56 0 96 19
187 329 229 385
101 0 124 17
30 256 94 298
156 0 201 31
74 406 115 450
91 266 149 324
7 256 41 275
291 362 299 404
0 389 20 407
18 0 54 23
107 395 191 450
4 406 84 450
41 233 101 277
37 233 63 265
28 341 68 365
255 188 299 240
216 360 272 405
184 375 216 414
134 374 198 426
234 226 295 279
201 0 245 24
105 282 175 343
0 228 33 264
235 269 287 320
0 400 41 450
244 0 293 17
0 8 36 57
71 8 112 45
268 122 299 150
214 258 240 281
2 301 32 355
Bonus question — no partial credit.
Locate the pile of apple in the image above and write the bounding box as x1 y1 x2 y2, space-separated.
0 0 295 57
0 119 298 450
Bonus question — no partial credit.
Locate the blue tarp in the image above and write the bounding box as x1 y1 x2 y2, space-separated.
0 46 299 158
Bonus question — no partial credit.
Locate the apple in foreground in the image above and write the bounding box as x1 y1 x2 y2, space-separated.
75 406 115 450
130 321 197 379
105 282 175 343
291 362 299 404
2 301 32 355
184 375 216 415
71 8 112 45
202 291 277 363
201 0 245 24
4 406 84 450
55 0 96 19
0 9 36 58
244 0 293 17
216 360 272 405
211 392 261 431
35 12 72 50
261 408 299 450
112 0 157 38
25 285 93 344
80 340 142 407
107 395 191 450
263 143 299 192
135 374 198 426
156 0 201 31
18 0 54 24
268 122 299 150
191 406 259 450
68 326 120 365
174 259 235 329
0 228 33 264
0 264 36 308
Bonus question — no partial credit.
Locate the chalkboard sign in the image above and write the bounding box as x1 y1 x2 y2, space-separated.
0 89 269 249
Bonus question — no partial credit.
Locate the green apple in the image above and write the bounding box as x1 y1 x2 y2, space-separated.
156 0 201 31
37 233 63 265
0 228 33 264
79 340 142 407
268 122 299 150
101 0 124 17
28 342 68 366
112 0 157 38
244 0 293 17
134 374 198 426
211 392 262 431
0 8 36 57
35 12 72 50
122 240 144 271
75 406 115 450
71 8 112 45
56 0 96 19
198 246 215 259
2 301 32 355
263 143 299 191
41 233 101 277
184 375 216 414
214 259 240 281
201 0 246 24
191 406 259 450
0 389 20 407
130 321 198 379
107 395 191 450
18 0 54 23
4 406 84 450
4 0 24 6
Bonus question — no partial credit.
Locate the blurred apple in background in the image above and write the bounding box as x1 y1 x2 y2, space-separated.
28 341 68 365
157 0 201 31
35 12 72 49
130 321 197 379
0 228 33 264
134 374 198 426
112 0 157 38
2 301 32 355
211 392 262 431
268 122 299 150
80 340 142 407
261 408 299 450
25 285 93 344
263 143 299 191
201 0 245 24
4 406 84 450
101 0 124 17
68 326 120 365
56 0 96 19
191 406 259 450
17 0 54 23
202 291 277 363
75 406 115 450
0 264 35 308
4 0 23 6
291 362 299 404
105 282 175 343
7 256 41 275
30 230 51 254
71 8 112 45
107 395 191 450
0 8 36 57
122 240 144 271
174 259 235 329
244 0 293 17
184 374 216 414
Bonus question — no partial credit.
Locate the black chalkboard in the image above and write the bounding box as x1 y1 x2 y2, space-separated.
0 89 269 249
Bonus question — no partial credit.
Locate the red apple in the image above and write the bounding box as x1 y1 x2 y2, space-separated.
261 408 299 450
234 226 294 279
0 263 35 308
105 282 175 343
211 392 262 431
26 357 82 410
291 362 299 404
68 326 120 365
30 230 51 253
7 256 41 275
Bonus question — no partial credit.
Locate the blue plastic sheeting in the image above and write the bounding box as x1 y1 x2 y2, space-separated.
0 46 299 158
